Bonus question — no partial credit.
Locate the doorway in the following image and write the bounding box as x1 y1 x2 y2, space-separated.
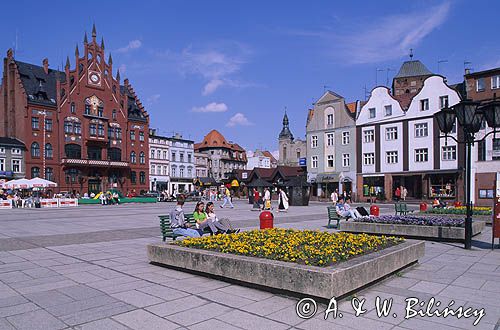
88 179 101 195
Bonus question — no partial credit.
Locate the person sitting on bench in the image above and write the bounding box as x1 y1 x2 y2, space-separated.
336 197 362 219
169 197 200 238
193 201 228 235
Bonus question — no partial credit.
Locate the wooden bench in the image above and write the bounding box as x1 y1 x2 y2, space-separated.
159 213 211 241
394 203 414 216
327 206 348 229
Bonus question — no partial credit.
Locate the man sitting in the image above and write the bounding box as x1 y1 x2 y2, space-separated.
169 197 200 238
335 197 362 219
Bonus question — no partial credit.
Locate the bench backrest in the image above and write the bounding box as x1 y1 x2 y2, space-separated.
159 212 195 236
327 206 340 219
395 203 408 212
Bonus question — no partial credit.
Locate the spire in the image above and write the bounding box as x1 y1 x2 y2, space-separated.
92 23 97 39
108 53 113 65
409 48 414 60
75 44 79 57
116 69 120 81
279 110 293 140
65 56 70 69
84 32 88 44
101 37 105 50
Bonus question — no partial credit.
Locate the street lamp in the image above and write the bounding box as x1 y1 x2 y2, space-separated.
434 99 500 249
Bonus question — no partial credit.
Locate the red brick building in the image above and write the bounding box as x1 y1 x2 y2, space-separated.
0 25 150 195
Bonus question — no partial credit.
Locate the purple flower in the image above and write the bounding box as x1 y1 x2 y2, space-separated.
354 215 464 227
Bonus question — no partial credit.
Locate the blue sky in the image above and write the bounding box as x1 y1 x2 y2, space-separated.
1 0 499 155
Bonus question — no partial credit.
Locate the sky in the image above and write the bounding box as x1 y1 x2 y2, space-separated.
1 0 499 156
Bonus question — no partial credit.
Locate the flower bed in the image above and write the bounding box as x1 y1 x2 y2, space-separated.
174 228 403 267
355 215 464 227
425 206 491 216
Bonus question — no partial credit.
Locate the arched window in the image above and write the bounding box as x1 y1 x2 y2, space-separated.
157 150 161 159
131 171 137 184
71 102 76 114
171 166 177 177
65 144 81 159
112 109 116 120
31 167 40 178
45 167 54 181
139 152 145 164
108 148 121 161
139 171 146 184
31 142 40 158
45 144 53 158
179 166 185 177
130 151 136 164
187 167 192 177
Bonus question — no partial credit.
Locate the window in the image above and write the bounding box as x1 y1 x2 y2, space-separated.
188 153 192 163
112 110 117 119
45 167 54 181
130 151 136 164
326 133 334 147
115 128 122 140
163 151 168 159
85 104 91 115
477 78 485 92
97 106 103 117
420 99 429 111
108 127 114 139
97 124 104 137
492 76 500 90
296 150 301 158
327 155 334 168
139 152 145 164
415 148 428 162
385 127 398 140
342 131 350 145
151 164 156 175
65 144 81 159
327 114 334 126
493 138 500 160
415 123 428 137
0 158 4 171
311 156 318 168
442 146 456 161
31 142 40 158
180 153 184 162
87 146 102 160
342 153 350 167
311 135 318 148
171 152 176 161
479 189 495 199
150 150 155 159
188 167 192 177
171 166 177 177
64 121 72 133
384 105 392 116
157 150 161 159
131 171 137 184
108 148 121 161
0 148 4 154
180 167 184 177
163 166 168 175
363 130 374 143
31 167 40 178
439 96 449 109
71 103 76 113
363 153 375 166
32 117 39 129
386 151 398 164
74 123 81 134
139 171 145 185
45 119 52 131
130 130 136 141
478 140 486 161
369 108 376 118
139 131 144 141
89 124 97 136
45 144 53 158
12 159 21 173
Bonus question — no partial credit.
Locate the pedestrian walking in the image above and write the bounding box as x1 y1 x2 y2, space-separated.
263 187 271 210
331 189 338 205
220 187 234 208
278 188 289 212
402 186 408 201
394 187 401 202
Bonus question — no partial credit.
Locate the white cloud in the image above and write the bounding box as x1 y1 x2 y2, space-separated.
117 40 142 53
293 2 451 64
147 94 161 104
192 102 228 113
202 79 224 95
226 113 252 127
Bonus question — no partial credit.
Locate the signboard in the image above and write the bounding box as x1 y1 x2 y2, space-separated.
299 158 307 166
493 173 500 249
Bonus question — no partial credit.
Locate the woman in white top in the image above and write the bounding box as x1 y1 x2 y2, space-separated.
278 188 289 212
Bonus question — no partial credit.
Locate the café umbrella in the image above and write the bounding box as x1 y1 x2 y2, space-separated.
29 178 57 188
3 178 32 189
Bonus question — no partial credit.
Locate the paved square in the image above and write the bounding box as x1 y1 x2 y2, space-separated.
0 200 498 329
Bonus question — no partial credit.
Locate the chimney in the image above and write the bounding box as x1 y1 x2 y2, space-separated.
6 48 13 59
42 58 49 74
465 68 471 75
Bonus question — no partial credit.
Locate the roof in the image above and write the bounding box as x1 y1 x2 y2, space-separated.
465 67 500 78
345 102 357 114
261 151 277 163
196 130 245 153
394 60 432 78
15 60 65 107
0 137 26 149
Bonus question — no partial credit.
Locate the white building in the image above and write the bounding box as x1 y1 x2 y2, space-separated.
168 134 195 194
356 60 462 202
246 150 277 170
148 129 170 192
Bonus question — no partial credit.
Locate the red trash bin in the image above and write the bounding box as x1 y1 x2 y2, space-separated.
259 211 274 229
370 205 379 216
420 203 428 212
454 201 462 207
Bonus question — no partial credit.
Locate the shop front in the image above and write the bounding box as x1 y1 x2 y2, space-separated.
361 175 385 201
392 175 423 199
425 172 460 201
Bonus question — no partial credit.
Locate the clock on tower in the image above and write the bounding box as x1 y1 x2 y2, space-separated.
88 71 101 86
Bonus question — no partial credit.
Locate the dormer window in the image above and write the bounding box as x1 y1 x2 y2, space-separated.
369 108 376 118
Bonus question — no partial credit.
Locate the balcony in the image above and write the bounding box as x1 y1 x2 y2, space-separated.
61 158 129 168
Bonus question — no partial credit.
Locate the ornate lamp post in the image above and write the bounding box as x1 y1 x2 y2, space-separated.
434 98 500 249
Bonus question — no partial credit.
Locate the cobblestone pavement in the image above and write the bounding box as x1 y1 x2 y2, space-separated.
0 201 498 329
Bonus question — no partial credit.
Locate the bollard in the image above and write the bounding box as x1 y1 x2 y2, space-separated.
370 205 380 216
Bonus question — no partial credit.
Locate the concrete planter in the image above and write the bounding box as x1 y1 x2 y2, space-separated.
147 240 424 300
340 221 485 242
418 212 492 225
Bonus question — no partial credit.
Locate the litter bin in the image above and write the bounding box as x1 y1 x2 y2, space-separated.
370 205 379 216
259 211 274 229
420 203 428 212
